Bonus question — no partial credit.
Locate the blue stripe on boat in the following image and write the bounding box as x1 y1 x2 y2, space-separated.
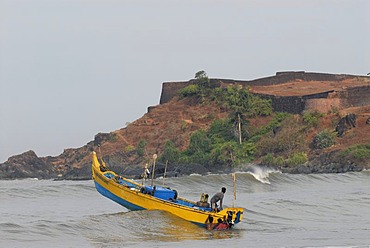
94 181 145 211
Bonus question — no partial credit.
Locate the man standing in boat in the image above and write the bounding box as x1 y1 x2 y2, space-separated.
210 187 226 212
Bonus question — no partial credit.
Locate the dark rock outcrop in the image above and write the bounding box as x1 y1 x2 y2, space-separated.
280 150 365 174
366 117 370 125
0 150 56 179
335 113 357 137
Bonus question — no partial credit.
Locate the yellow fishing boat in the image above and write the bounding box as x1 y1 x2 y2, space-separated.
91 151 244 229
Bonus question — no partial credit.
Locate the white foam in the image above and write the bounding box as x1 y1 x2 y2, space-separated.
245 165 280 184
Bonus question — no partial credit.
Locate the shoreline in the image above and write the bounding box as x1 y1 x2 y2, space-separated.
2 160 367 181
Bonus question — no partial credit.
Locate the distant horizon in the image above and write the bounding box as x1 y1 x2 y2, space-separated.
1 0 369 163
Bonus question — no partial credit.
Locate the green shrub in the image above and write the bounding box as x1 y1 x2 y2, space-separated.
210 141 255 166
210 141 236 166
249 134 262 143
341 143 370 160
261 154 285 167
247 95 273 117
286 152 308 166
256 116 306 157
108 133 118 142
160 140 180 163
352 147 370 160
188 151 211 165
214 86 273 118
261 153 274 165
136 139 147 156
303 111 324 127
234 142 255 164
178 84 200 98
187 130 211 154
125 145 135 152
195 70 211 88
210 87 224 103
178 154 191 164
181 121 188 132
180 130 213 165
208 118 234 143
312 130 336 149
274 156 286 167
254 112 291 137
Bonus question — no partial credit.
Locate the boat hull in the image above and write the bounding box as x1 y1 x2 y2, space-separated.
91 152 244 228
94 181 145 211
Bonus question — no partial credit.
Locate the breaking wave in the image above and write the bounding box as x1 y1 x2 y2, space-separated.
244 164 280 184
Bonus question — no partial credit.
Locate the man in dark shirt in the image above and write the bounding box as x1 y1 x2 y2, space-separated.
210 187 226 212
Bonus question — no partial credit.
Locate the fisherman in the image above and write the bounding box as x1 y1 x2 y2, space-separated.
214 218 231 230
142 163 150 180
141 163 151 185
210 187 226 212
205 216 217 230
205 216 233 230
196 193 210 208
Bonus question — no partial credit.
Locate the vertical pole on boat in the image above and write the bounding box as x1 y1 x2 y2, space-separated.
162 160 168 186
97 144 102 162
142 163 149 186
97 144 106 168
151 154 157 187
238 114 242 145
232 173 236 207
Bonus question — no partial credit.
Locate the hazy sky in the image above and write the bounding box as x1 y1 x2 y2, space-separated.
1 0 369 162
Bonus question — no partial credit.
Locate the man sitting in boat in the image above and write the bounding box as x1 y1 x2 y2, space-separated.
196 193 210 208
210 187 226 212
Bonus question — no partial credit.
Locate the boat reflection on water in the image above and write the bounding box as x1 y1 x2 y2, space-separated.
82 209 242 246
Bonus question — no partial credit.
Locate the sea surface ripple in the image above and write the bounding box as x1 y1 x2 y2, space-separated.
1 168 369 248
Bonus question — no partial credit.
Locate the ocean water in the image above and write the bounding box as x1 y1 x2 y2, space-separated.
1 167 370 248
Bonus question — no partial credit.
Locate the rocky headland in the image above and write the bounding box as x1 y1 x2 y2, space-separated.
1 71 369 180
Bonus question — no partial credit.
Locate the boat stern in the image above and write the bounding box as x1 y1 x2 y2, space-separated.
218 207 244 225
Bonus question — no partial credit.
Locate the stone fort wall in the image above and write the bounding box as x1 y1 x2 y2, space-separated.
159 71 370 114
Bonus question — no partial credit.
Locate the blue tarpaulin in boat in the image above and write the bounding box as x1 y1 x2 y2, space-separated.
142 185 176 200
